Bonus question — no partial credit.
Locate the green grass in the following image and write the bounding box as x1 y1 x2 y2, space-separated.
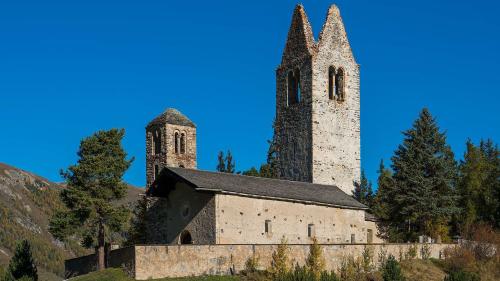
70 268 134 281
70 268 242 281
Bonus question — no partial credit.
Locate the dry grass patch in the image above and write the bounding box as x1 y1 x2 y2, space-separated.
400 259 446 281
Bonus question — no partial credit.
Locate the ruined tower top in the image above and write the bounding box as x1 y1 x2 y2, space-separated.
146 108 197 191
275 4 360 195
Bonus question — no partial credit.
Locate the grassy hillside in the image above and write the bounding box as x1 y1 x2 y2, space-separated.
0 162 143 279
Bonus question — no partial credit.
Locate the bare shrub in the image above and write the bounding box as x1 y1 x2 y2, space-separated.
404 244 417 260
245 254 260 273
421 244 432 260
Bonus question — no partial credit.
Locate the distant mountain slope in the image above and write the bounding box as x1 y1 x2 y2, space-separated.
0 162 143 279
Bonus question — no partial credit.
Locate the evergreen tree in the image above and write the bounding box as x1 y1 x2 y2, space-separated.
125 195 149 246
458 139 500 232
372 160 397 240
216 151 226 172
4 240 37 281
353 170 373 207
49 129 133 270
390 108 458 241
225 150 235 173
478 139 500 228
242 167 259 177
382 255 405 281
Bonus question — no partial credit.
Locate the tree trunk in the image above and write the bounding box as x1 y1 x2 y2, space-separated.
97 222 105 270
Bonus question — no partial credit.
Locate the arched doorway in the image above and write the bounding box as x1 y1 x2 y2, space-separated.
179 230 192 244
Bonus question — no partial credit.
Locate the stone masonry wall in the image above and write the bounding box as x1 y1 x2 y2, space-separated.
275 5 315 183
146 123 196 190
146 182 216 245
215 194 380 244
133 243 454 280
275 5 361 195
311 6 360 195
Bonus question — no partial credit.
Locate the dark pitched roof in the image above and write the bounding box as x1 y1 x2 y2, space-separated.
365 212 378 222
147 108 195 128
159 167 367 210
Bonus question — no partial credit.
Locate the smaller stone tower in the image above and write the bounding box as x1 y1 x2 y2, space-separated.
146 108 196 191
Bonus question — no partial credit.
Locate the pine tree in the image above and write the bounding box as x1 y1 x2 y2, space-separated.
4 240 38 281
382 255 405 281
353 170 373 207
225 150 235 173
125 195 149 246
478 139 500 228
216 151 226 172
49 129 133 270
372 160 397 240
458 139 500 232
243 167 260 177
390 108 458 241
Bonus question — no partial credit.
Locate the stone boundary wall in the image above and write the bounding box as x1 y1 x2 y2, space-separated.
65 243 456 280
65 246 135 278
133 243 455 280
65 253 97 279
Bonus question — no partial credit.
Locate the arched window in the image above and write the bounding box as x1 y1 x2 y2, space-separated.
335 68 345 101
174 132 179 154
287 71 295 106
180 133 186 154
328 66 336 100
295 68 301 103
179 230 192 244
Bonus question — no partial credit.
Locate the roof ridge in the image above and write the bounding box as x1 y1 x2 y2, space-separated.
168 167 348 190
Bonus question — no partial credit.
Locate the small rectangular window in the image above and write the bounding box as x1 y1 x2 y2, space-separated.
367 229 373 244
351 234 355 244
154 164 159 180
308 224 315 238
265 220 272 234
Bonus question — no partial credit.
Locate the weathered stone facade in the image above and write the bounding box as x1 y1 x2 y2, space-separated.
66 243 455 279
275 5 360 195
215 194 379 244
146 182 216 245
146 109 196 191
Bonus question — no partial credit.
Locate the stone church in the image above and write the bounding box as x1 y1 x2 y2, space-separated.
144 4 380 245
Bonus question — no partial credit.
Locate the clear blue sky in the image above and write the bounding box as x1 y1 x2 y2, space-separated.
1 0 499 188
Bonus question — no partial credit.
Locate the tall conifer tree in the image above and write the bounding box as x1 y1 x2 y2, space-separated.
49 129 133 270
390 108 458 241
216 151 226 172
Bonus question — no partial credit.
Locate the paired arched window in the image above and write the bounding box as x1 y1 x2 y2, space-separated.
174 131 186 154
328 66 345 102
286 68 301 106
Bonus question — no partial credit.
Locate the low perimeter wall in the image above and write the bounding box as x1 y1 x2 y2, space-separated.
66 243 456 280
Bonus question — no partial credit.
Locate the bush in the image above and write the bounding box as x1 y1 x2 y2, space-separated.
339 256 363 281
270 237 290 277
3 240 38 281
278 265 338 281
421 244 432 260
404 245 417 260
443 270 480 281
362 246 375 273
378 247 388 271
382 255 405 281
245 254 260 273
306 238 325 279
